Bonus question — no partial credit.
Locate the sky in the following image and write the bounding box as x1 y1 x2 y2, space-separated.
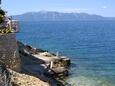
1 0 115 17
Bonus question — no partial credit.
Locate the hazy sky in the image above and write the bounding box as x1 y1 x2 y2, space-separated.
1 0 115 17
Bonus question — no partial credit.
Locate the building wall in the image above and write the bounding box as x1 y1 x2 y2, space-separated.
0 33 21 72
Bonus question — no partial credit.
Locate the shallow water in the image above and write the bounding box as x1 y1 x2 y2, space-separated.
17 20 115 86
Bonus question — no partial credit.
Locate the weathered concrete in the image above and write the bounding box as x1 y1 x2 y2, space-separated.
0 33 21 72
18 41 68 86
18 41 70 74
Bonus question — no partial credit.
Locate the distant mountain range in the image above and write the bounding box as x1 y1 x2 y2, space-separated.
12 11 115 21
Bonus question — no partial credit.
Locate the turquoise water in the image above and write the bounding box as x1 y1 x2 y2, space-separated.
17 21 115 86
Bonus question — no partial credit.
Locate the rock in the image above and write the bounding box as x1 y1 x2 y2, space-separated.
8 69 50 86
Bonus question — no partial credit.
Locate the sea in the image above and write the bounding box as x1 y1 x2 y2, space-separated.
17 20 115 86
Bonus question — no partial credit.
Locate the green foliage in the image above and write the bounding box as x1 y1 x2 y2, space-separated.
0 14 4 23
0 9 5 23
0 9 5 15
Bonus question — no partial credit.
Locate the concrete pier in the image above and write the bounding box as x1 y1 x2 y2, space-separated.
18 41 70 75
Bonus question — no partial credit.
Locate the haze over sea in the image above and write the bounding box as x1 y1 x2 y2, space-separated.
17 20 115 86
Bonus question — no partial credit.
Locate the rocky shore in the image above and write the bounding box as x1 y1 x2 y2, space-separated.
9 69 50 86
0 41 71 86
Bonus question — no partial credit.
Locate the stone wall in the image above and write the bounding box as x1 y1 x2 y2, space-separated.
0 33 21 72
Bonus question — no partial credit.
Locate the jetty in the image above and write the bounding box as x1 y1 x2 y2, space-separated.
18 41 70 81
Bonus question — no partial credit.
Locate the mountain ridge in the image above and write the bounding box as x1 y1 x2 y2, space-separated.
12 11 115 21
